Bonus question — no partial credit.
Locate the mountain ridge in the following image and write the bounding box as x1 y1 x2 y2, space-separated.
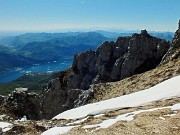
41 29 171 119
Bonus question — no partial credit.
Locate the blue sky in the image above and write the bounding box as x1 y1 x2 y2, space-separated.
0 0 180 32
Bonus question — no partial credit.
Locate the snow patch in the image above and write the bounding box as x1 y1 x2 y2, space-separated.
163 113 177 117
41 126 77 135
20 115 27 121
53 75 180 120
159 116 165 120
83 103 180 130
0 122 13 132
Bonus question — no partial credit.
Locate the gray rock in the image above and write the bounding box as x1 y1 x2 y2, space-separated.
172 29 180 48
120 33 169 79
141 29 148 35
162 21 180 62
64 89 83 109
157 40 171 59
110 57 124 81
0 95 4 105
1 89 41 120
42 78 67 119
74 88 94 107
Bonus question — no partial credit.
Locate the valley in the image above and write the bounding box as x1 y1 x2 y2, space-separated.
0 32 111 73
0 58 72 83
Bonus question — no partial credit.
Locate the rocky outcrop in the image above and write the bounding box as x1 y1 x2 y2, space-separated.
42 76 94 119
42 30 171 119
0 95 4 105
74 88 94 107
69 30 170 87
0 89 41 120
162 20 180 62
173 29 180 48
41 78 68 119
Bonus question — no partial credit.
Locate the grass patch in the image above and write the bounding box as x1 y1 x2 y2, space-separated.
0 72 59 96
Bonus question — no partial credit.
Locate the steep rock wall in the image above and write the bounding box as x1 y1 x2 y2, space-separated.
42 30 171 119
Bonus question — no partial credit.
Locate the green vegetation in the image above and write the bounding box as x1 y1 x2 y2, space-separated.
0 72 59 95
0 32 111 72
0 44 42 72
0 32 110 47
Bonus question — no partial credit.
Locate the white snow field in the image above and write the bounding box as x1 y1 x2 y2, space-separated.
41 126 77 135
53 75 180 120
42 75 180 135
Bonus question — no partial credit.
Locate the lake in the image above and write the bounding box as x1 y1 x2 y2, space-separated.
0 59 73 83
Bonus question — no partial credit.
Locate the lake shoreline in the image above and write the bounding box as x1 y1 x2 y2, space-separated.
0 59 73 83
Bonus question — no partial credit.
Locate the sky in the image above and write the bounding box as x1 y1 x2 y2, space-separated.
0 0 180 33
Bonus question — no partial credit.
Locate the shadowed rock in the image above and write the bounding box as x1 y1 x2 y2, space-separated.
0 89 41 120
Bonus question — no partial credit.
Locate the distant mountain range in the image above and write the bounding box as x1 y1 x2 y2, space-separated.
95 30 174 41
0 32 111 72
0 31 174 72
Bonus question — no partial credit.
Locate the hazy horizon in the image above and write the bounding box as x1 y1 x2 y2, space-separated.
0 29 175 37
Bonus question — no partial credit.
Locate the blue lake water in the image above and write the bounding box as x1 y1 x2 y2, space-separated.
0 59 73 83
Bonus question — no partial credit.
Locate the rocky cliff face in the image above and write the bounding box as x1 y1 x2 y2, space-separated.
0 89 41 120
42 30 171 119
162 20 180 62
68 30 170 89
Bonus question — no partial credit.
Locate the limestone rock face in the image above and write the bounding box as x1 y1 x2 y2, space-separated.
120 33 170 79
69 50 96 90
162 21 180 62
172 28 180 48
1 89 41 120
42 78 67 119
65 89 83 109
70 31 170 84
74 88 94 107
42 30 171 119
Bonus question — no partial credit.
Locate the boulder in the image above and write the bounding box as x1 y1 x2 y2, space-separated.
1 89 41 120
